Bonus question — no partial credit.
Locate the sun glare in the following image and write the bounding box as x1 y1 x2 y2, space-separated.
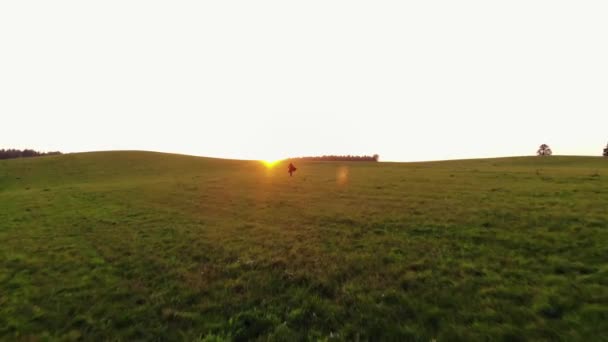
261 159 282 168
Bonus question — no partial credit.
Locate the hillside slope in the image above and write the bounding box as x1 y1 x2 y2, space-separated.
1 152 607 340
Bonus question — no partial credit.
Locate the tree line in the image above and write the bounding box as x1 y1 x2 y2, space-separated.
289 154 379 162
0 149 62 160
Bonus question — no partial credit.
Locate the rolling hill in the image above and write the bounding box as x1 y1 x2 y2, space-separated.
1 151 607 340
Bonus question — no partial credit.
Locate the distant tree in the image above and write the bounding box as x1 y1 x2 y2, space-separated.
604 142 608 157
22 149 36 158
537 144 552 156
372 154 380 162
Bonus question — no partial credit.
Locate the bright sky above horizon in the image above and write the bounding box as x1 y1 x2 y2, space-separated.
1 1 607 162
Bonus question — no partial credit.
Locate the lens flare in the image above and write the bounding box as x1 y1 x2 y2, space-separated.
337 166 349 185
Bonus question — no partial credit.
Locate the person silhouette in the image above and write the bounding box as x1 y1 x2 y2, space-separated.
288 163 297 177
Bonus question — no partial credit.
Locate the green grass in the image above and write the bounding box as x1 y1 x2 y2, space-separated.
1 151 607 340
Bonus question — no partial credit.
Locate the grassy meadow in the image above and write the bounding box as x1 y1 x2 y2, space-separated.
1 151 607 341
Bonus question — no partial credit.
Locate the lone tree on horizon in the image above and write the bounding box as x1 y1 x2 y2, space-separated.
537 144 552 156
603 142 608 157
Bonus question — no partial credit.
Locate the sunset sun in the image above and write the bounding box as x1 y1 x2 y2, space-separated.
261 159 282 168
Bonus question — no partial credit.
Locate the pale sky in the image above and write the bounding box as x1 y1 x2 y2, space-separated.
1 1 607 162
